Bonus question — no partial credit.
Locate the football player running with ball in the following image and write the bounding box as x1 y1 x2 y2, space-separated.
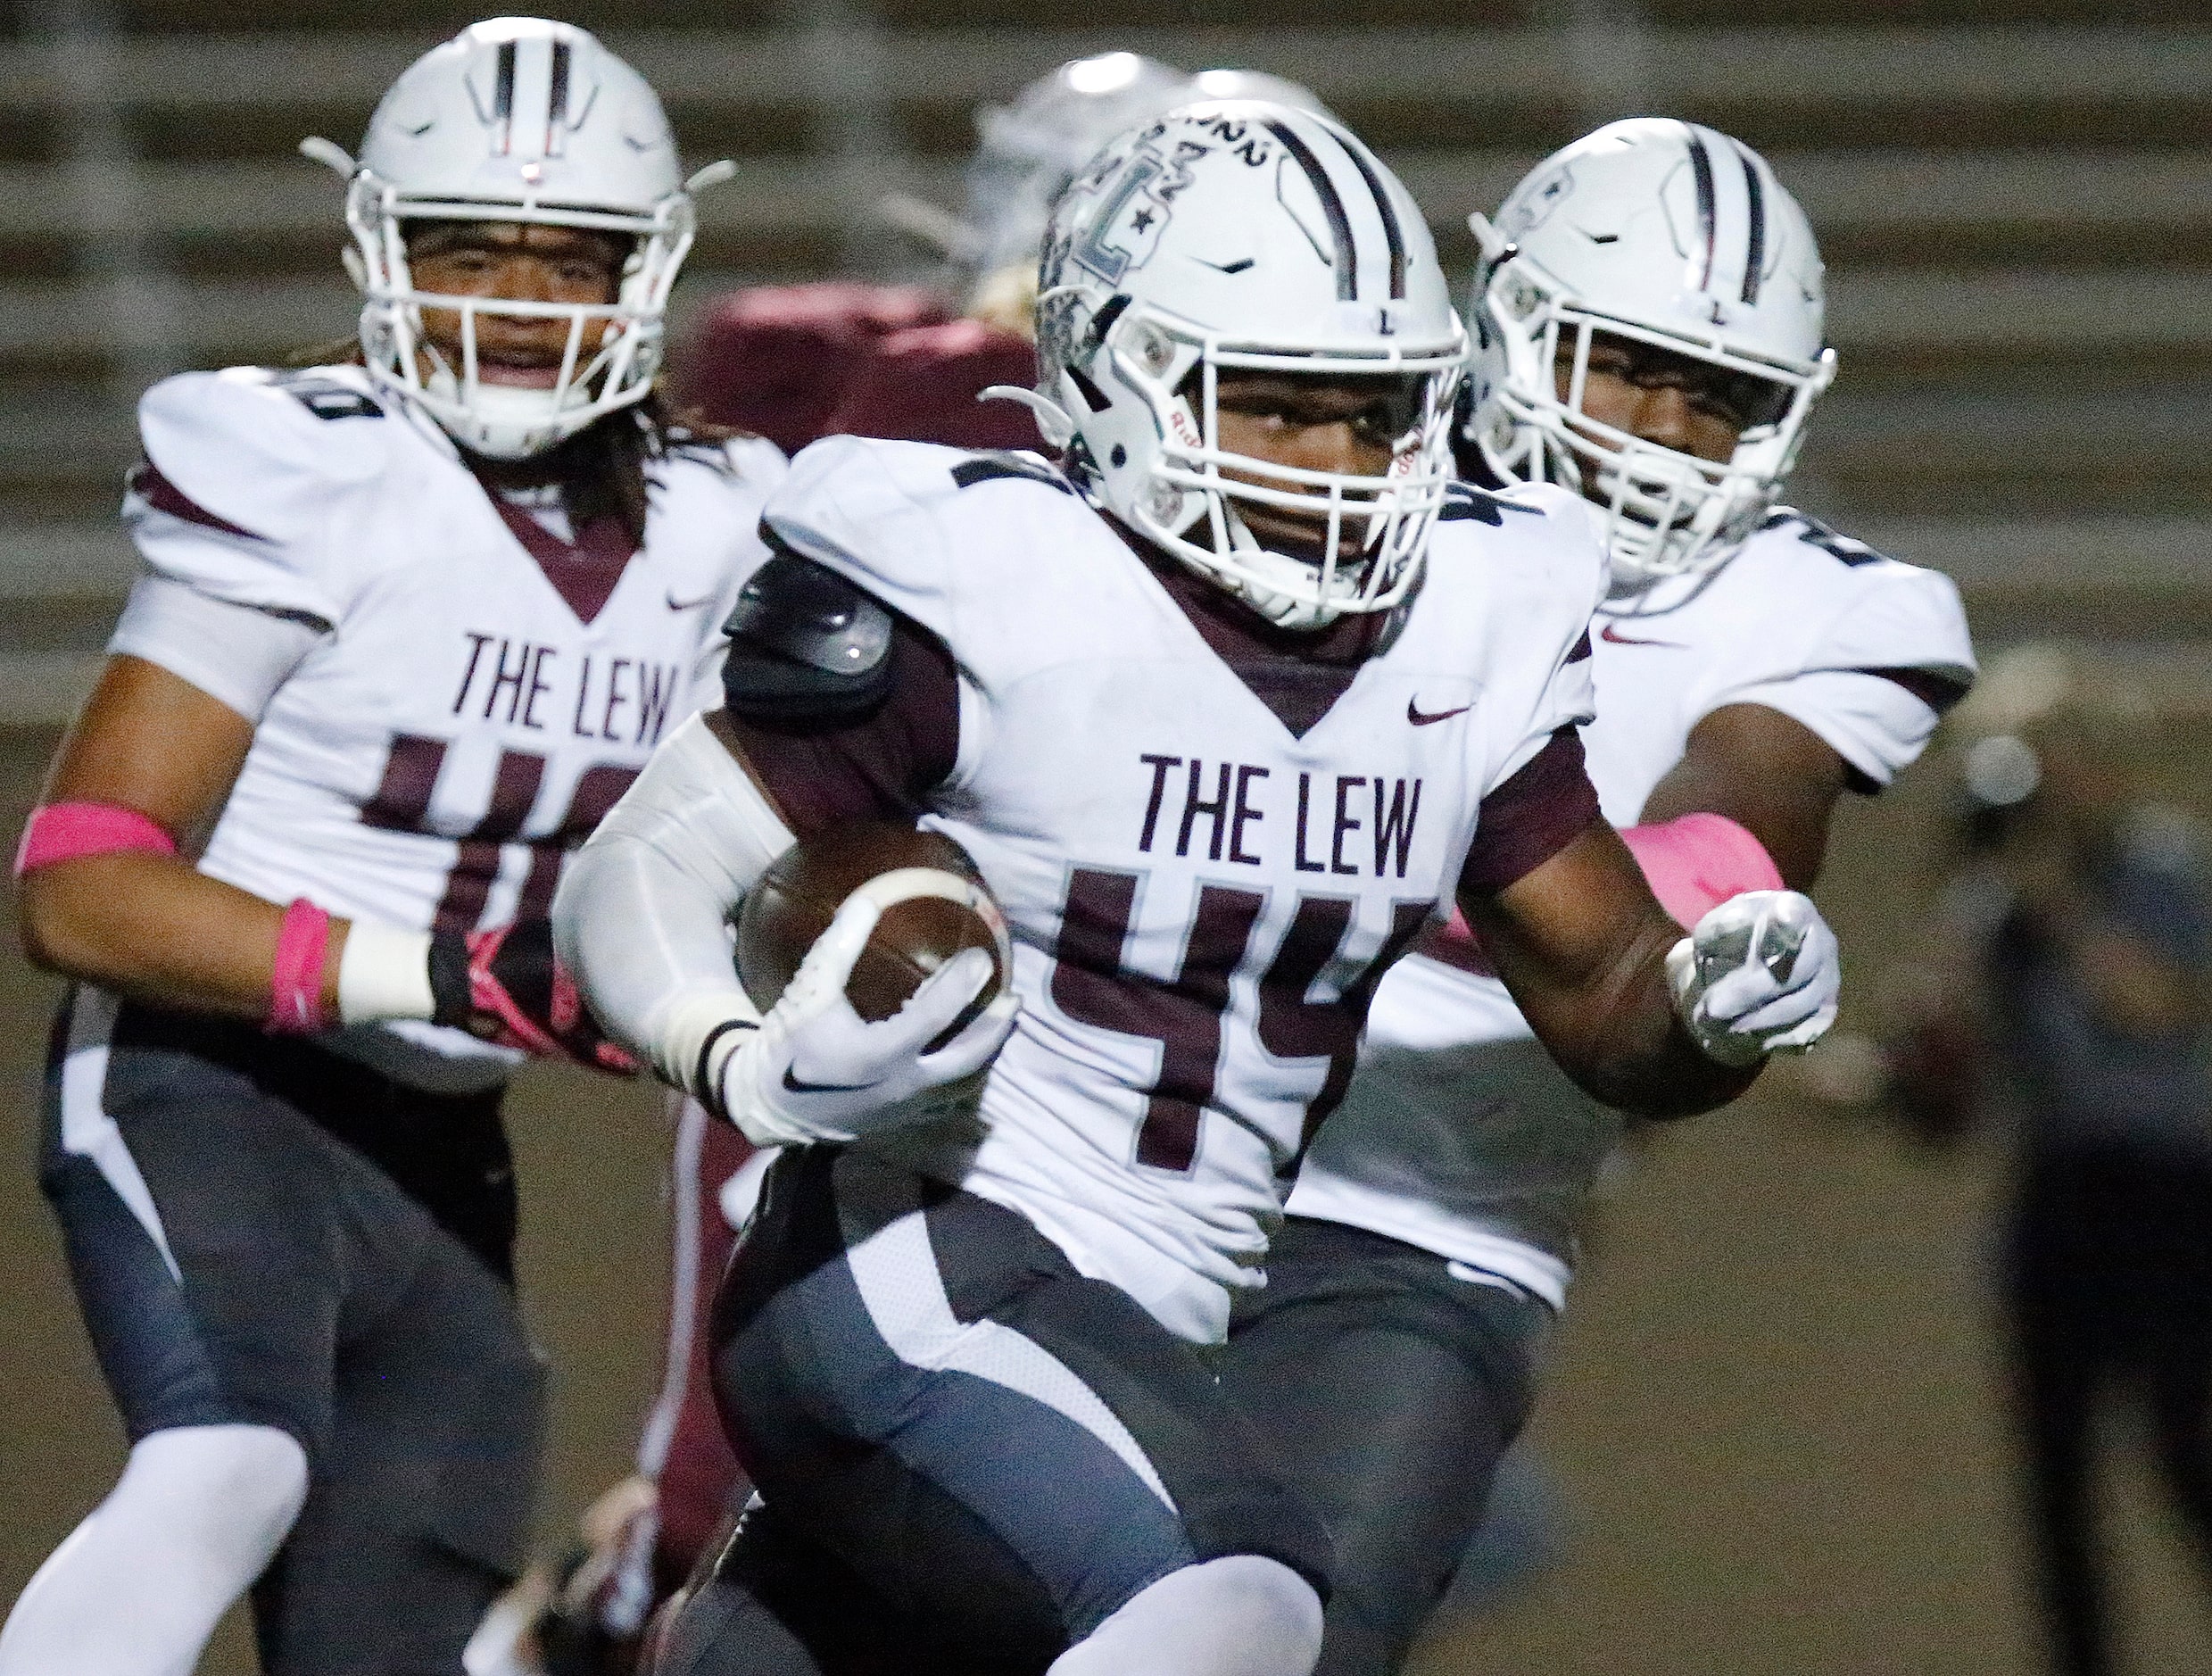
1222 120 1978 1676
560 62 1346 1659
558 104 1841 1676
1 21 781 1676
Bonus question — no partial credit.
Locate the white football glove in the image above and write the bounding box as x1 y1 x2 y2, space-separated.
1665 889 1840 1068
712 887 1019 1148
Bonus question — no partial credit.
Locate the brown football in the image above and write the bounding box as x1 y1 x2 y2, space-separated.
735 824 1009 1041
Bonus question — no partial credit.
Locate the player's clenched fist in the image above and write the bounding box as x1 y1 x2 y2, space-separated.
1666 890 1841 1066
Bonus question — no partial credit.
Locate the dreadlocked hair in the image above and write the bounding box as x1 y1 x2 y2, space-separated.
526 394 749 548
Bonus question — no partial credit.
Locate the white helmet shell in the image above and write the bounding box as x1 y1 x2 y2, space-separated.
1467 118 1835 590
1034 101 1465 630
1187 68 1332 116
962 53 1195 289
311 17 717 459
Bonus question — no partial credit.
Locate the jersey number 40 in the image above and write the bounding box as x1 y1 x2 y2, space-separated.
362 734 640 933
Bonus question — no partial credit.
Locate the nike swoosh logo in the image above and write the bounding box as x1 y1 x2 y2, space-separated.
1194 256 1256 274
1407 698 1473 726
667 591 717 611
1600 623 1688 650
783 1066 874 1095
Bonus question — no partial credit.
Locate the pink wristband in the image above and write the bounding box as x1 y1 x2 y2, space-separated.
1618 812 1784 930
13 802 177 876
267 898 334 1036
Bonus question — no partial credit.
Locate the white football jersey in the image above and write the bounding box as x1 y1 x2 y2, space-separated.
1288 508 1976 1304
116 364 785 1090
761 437 1609 1341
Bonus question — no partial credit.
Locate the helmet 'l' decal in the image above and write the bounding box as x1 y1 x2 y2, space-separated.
1074 155 1165 285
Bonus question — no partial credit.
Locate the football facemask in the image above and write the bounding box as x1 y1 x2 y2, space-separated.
1033 102 1465 631
305 18 731 460
1465 118 1835 592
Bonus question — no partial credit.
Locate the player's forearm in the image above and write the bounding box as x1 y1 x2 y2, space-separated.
1467 820 1767 1117
552 710 796 1091
1521 923 1759 1118
20 851 348 1021
1637 703 1849 892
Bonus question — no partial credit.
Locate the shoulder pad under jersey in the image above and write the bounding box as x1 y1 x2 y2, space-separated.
946 449 1073 494
720 544 896 724
1431 479 1608 612
1744 507 1976 691
137 367 390 549
1437 480 1543 526
1756 507 1893 569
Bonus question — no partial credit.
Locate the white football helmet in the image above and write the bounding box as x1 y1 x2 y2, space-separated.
1187 68 1332 115
961 53 1196 293
1466 119 1835 590
303 18 727 459
1031 102 1465 630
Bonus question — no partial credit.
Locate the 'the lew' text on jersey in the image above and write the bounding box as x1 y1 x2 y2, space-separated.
117 364 785 1084
750 438 1608 1340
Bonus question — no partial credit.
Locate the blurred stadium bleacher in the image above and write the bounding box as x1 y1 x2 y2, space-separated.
4 0 2208 723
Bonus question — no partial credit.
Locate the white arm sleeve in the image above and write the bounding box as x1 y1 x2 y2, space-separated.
108 573 325 723
551 710 797 1093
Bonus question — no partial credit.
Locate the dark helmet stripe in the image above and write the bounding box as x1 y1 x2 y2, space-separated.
547 37 571 154
1334 129 1407 300
1265 119 1356 301
493 39 518 156
1736 143 1768 304
1682 121 1717 293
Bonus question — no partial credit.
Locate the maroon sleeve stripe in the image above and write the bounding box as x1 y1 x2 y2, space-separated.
1858 665 1972 716
1458 726 1604 897
126 462 266 542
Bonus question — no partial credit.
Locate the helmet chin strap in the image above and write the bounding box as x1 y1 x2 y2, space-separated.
1216 504 1355 633
977 385 1074 450
423 368 572 460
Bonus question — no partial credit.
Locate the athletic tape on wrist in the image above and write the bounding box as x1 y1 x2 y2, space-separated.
267 898 334 1036
12 801 177 876
1619 812 1784 930
694 1016 758 1125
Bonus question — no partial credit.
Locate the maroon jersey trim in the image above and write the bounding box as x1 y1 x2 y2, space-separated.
1458 727 1603 897
128 462 266 542
484 492 639 627
1117 522 1390 741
